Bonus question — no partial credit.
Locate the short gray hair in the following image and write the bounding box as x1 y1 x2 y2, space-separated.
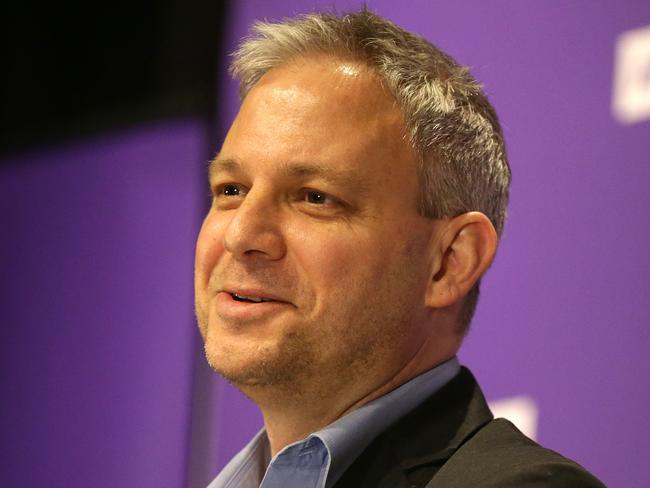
230 9 511 332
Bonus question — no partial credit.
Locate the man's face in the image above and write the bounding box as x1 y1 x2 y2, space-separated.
195 58 440 399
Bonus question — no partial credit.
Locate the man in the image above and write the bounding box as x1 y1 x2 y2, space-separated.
194 9 605 488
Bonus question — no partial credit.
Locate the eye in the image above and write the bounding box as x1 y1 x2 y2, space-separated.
213 183 247 198
298 188 347 213
305 190 329 205
211 183 248 210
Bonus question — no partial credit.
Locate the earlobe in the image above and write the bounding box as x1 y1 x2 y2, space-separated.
425 212 497 309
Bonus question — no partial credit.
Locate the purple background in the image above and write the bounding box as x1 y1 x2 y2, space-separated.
1 120 205 486
1 1 648 487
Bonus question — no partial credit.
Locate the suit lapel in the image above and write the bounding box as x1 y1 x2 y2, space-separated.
333 368 493 488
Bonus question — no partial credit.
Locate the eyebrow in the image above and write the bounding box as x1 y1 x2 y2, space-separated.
208 156 370 192
208 157 239 179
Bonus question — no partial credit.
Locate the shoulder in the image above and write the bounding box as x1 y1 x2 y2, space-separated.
334 367 605 488
429 418 606 488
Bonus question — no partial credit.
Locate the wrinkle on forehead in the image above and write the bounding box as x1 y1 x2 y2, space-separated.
258 56 380 95
248 57 402 129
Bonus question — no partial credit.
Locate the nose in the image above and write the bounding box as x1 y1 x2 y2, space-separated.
223 191 287 261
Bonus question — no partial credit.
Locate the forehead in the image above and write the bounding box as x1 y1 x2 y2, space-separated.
250 56 394 115
219 56 417 192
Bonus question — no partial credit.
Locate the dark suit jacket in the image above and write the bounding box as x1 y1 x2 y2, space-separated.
334 367 605 487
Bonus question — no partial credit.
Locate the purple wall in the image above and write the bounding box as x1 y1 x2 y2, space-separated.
1 120 205 487
206 2 650 488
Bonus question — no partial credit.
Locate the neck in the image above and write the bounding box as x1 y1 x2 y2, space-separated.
242 378 360 456
245 340 460 456
239 310 463 456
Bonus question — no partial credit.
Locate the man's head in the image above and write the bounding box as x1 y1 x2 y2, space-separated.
194 10 510 404
230 9 510 330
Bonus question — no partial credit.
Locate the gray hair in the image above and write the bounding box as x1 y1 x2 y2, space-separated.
229 9 511 332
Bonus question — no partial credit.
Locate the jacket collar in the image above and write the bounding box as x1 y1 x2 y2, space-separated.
390 367 494 470
333 367 493 488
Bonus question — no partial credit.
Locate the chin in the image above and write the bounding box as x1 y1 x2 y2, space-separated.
204 337 312 390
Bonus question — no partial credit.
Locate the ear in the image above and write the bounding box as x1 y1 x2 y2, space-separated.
425 212 497 309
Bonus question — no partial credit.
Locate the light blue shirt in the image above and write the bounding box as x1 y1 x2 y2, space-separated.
207 357 460 488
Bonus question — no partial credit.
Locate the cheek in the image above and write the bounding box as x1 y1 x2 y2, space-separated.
291 227 388 302
195 213 226 285
302 225 431 306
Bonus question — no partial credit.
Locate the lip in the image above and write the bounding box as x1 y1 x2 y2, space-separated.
213 289 294 324
223 287 291 304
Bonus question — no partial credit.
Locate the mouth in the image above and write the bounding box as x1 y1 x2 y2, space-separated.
214 289 293 323
223 289 291 305
231 292 277 303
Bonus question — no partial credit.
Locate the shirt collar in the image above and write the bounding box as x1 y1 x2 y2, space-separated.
209 429 269 488
208 357 460 488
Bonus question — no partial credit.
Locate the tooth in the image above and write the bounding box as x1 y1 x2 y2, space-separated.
233 293 270 303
